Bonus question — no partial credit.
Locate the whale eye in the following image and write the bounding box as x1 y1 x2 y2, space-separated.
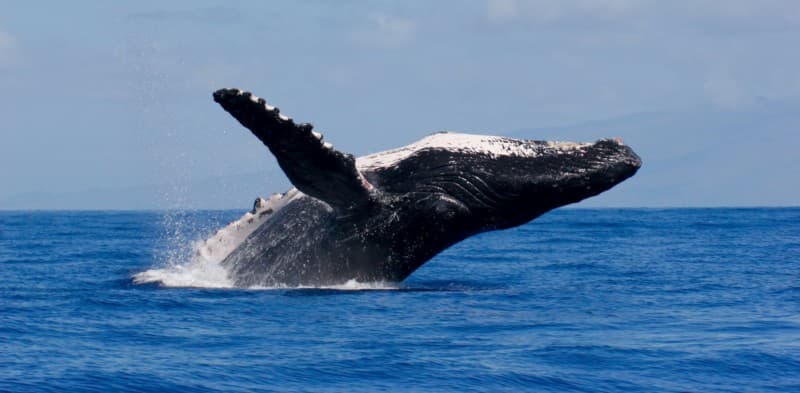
434 201 455 218
432 195 469 220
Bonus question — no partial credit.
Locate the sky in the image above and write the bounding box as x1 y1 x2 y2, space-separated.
0 0 798 209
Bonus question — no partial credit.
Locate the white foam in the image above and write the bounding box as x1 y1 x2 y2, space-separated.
327 279 399 290
249 279 400 291
133 240 235 288
134 257 397 290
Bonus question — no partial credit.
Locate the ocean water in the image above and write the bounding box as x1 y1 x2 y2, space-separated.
1 208 799 392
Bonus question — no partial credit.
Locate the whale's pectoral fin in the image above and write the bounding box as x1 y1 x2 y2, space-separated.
213 88 374 209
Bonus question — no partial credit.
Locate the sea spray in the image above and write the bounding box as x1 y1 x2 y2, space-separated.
135 207 399 290
136 210 238 288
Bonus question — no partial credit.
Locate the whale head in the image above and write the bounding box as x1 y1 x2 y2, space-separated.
359 132 641 234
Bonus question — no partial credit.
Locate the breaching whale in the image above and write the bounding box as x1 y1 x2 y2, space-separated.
203 88 641 287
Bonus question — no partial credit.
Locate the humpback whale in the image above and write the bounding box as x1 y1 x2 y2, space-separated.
203 88 641 287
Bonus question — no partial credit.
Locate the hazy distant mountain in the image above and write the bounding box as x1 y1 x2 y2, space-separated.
0 169 289 211
3 99 797 210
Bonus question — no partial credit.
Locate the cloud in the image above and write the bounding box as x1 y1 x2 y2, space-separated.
682 0 800 31
483 0 800 32
0 29 20 67
351 14 417 48
486 0 519 24
127 6 243 25
485 0 640 27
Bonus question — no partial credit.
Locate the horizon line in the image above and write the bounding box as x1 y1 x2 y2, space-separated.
1 206 798 213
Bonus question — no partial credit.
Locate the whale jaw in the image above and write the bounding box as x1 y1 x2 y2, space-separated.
357 134 640 231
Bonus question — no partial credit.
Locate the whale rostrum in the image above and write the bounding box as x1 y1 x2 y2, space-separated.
207 88 641 287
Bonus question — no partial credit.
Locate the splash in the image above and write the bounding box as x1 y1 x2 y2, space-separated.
133 208 399 290
134 250 398 290
135 192 294 288
135 190 399 290
133 239 235 288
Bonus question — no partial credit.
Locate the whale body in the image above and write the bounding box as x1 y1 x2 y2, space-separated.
204 88 641 287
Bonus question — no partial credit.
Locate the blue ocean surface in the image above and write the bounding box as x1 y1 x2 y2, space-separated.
1 208 799 392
